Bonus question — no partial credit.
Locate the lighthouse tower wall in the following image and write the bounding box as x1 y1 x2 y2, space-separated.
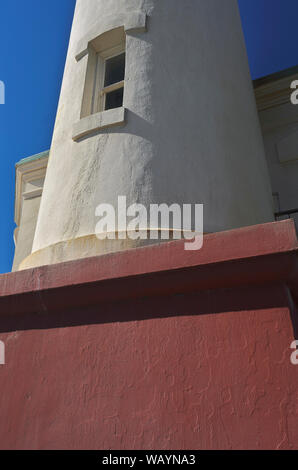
21 0 273 269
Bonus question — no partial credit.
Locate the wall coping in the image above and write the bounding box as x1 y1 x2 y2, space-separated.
15 150 49 168
0 220 297 315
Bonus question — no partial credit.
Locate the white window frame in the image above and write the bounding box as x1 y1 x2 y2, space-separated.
92 44 125 114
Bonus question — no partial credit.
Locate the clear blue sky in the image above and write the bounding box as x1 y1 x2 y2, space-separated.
0 0 297 274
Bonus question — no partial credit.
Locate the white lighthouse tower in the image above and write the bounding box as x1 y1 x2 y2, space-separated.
15 0 273 270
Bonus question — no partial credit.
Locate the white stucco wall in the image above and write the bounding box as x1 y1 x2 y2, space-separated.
29 0 273 267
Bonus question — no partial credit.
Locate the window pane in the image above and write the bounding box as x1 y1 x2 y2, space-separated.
104 53 125 87
105 87 124 110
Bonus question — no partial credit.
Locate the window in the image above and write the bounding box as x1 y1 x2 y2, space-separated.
73 13 147 140
93 47 126 113
74 26 129 140
79 27 126 121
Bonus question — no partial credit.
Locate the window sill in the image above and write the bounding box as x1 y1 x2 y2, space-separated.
72 107 126 141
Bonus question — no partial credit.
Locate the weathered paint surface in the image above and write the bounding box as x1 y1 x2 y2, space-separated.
0 221 297 449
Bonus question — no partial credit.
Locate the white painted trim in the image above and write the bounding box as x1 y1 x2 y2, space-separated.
14 155 49 227
93 46 125 114
23 188 43 200
72 106 126 141
101 80 124 96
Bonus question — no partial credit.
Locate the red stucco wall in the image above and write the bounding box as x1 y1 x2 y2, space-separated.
0 221 297 449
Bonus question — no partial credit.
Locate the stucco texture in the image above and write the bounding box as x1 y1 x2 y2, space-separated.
0 221 297 449
0 287 297 450
29 0 274 268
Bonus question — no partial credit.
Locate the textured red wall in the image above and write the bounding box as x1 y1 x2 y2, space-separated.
0 221 297 450
0 286 297 450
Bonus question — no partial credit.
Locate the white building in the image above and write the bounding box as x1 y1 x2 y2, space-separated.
13 0 298 271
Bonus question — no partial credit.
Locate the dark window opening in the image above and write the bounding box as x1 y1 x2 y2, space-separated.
105 87 124 111
104 53 126 87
